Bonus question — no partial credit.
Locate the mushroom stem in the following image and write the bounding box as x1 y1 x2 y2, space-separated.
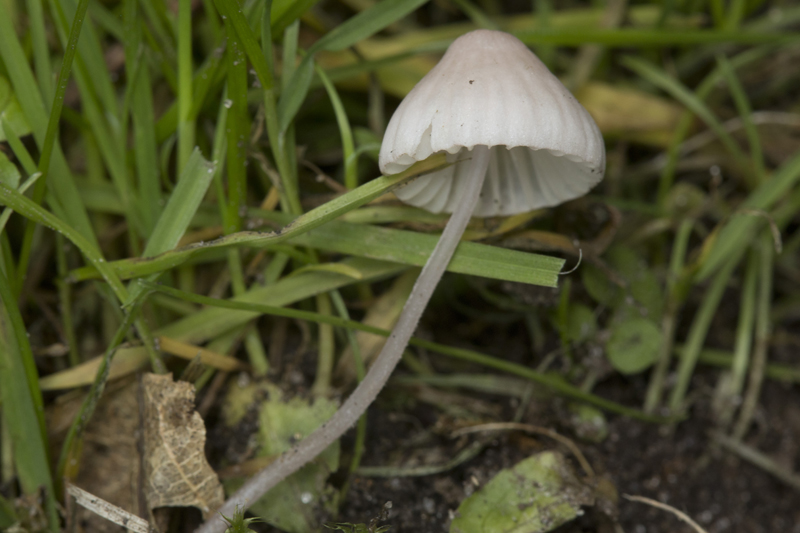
196 146 492 533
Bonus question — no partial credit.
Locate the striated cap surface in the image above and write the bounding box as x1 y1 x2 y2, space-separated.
379 29 605 217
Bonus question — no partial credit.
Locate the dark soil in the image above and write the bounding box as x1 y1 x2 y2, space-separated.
208 289 800 533
335 380 800 533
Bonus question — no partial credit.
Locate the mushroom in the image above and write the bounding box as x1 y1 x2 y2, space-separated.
197 29 604 533
381 30 605 217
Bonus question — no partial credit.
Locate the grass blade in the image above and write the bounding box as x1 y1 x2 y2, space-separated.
56 295 143 487
315 63 357 189
142 281 669 422
156 256 406 344
143 149 216 258
24 0 54 103
732 233 774 439
36 0 89 192
621 55 750 176
51 0 118 117
287 217 564 287
279 0 428 132
0 172 41 233
310 0 437 54
0 182 127 299
222 22 250 234
697 149 800 280
270 0 320 36
516 28 799 46
716 54 765 184
124 0 161 237
177 0 195 171
0 15 94 240
213 0 274 91
0 269 58 531
68 156 449 280
669 259 737 414
277 55 314 133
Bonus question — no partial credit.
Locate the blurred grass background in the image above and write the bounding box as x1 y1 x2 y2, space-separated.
1 0 800 530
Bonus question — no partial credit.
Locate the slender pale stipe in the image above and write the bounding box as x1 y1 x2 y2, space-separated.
196 146 491 533
198 30 605 533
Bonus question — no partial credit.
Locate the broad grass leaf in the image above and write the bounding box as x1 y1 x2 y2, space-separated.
697 149 800 280
0 495 16 529
277 56 314 133
279 0 428 132
143 148 216 257
0 152 21 188
0 271 57 528
0 76 31 141
308 0 429 54
271 0 320 36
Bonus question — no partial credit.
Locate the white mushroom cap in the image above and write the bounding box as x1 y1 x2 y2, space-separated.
379 29 606 217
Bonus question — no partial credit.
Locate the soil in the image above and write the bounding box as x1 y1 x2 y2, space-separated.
332 382 800 533
204 286 800 533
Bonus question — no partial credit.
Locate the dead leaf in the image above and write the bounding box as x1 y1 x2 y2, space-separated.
46 379 145 533
40 345 149 391
142 373 223 519
575 82 683 147
40 338 245 391
501 202 621 259
450 451 595 533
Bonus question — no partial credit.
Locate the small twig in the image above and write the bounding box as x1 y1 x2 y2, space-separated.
558 245 583 276
713 432 800 491
67 484 156 533
623 494 708 533
357 440 485 477
451 422 595 477
303 159 347 193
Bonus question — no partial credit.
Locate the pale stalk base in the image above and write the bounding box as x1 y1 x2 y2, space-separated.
196 146 492 533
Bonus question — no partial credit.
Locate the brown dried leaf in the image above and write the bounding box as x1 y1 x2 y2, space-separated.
576 81 683 147
142 373 223 519
46 379 144 533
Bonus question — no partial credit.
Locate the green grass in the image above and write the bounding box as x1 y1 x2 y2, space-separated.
1 0 799 531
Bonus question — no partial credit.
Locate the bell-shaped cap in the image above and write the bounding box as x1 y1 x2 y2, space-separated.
379 30 605 217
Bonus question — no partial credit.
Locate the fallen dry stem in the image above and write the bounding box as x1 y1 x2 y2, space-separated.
714 431 800 490
623 494 708 533
67 484 156 533
451 421 595 477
